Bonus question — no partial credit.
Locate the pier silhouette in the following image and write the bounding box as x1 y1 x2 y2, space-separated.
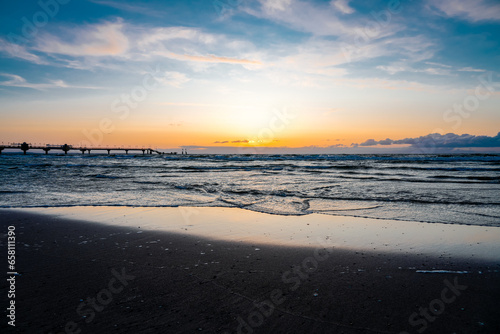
0 142 173 155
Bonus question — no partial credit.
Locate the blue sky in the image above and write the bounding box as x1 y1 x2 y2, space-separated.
0 0 499 153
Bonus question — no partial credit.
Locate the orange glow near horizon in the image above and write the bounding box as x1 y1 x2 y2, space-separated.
1 92 499 151
1 116 499 151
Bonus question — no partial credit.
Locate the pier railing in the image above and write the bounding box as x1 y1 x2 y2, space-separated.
0 142 173 155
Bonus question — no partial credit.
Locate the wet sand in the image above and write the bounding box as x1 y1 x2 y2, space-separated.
1 208 499 333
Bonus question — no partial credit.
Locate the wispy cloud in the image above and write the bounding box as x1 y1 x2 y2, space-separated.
0 21 259 72
425 62 452 68
35 20 129 56
0 38 46 64
149 50 262 67
154 71 190 88
458 67 486 72
137 26 261 66
267 33 437 89
331 0 354 14
247 0 403 42
0 73 100 90
0 74 66 90
90 0 167 17
174 53 261 65
377 64 451 76
137 27 217 47
260 0 292 12
429 0 500 22
247 0 350 36
378 62 489 77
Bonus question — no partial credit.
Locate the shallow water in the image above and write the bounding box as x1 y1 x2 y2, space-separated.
17 206 500 262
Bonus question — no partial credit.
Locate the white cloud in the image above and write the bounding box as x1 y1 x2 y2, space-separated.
248 0 351 36
378 62 490 77
429 0 500 22
424 62 452 68
0 11 456 95
0 73 100 90
260 0 292 12
0 38 46 64
26 20 263 69
90 0 167 17
149 50 261 65
156 71 190 88
137 26 262 66
331 76 440 93
247 0 403 40
36 20 129 56
389 35 436 62
0 74 64 89
458 67 486 72
339 34 436 68
331 0 354 14
376 64 406 75
422 67 451 75
137 27 217 47
172 54 261 65
377 63 451 76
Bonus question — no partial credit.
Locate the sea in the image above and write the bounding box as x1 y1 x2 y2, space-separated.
1 153 499 227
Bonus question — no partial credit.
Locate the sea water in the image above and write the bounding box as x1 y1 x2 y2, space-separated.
1 153 499 227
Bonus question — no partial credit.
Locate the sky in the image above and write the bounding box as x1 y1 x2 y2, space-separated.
0 0 499 154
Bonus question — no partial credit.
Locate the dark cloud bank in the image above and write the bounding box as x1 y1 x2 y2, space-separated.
175 132 500 154
360 132 500 149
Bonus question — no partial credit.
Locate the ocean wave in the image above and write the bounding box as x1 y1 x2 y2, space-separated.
92 174 119 179
2 153 499 227
429 175 500 182
0 190 30 194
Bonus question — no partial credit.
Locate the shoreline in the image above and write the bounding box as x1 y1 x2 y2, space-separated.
9 206 500 263
1 208 499 333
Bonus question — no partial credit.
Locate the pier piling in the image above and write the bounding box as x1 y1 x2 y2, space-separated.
62 144 70 155
21 142 29 155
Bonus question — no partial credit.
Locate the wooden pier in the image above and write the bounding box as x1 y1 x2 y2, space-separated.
0 142 171 155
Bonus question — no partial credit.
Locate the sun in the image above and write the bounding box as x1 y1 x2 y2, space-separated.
228 108 274 135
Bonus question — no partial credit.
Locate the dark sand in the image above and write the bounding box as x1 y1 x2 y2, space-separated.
1 209 499 333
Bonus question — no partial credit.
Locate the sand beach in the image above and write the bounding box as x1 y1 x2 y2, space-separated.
1 207 499 333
